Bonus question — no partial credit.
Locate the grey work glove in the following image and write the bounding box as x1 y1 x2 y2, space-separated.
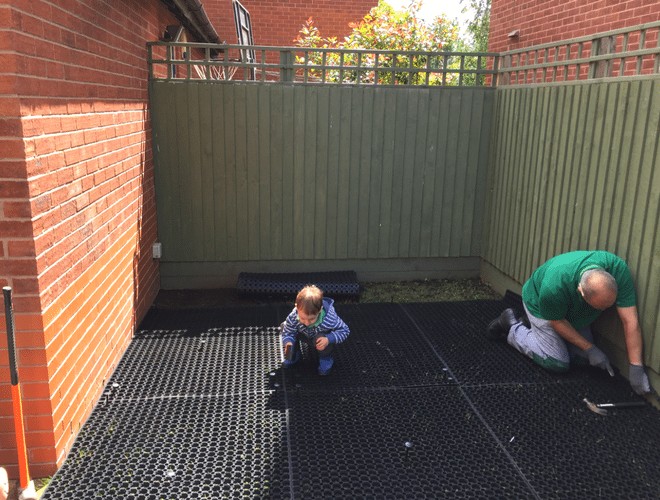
629 364 651 395
585 346 614 376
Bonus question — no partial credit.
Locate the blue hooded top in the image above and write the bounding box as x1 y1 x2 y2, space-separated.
281 297 350 345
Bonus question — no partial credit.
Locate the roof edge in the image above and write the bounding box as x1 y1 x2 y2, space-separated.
161 0 220 44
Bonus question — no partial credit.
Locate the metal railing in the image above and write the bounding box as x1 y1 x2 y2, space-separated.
147 42 500 87
497 21 660 85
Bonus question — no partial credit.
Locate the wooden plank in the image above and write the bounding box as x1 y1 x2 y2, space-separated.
314 85 330 259
470 90 494 256
291 85 306 259
583 82 609 249
440 89 460 257
451 88 471 256
377 88 396 258
198 83 215 259
356 87 374 258
604 81 633 251
244 84 260 260
545 84 567 258
419 88 441 257
324 87 341 258
335 87 352 258
562 84 590 252
150 82 175 261
367 88 386 259
258 84 273 260
268 86 284 260
462 88 486 255
280 86 295 258
430 90 452 254
186 83 204 261
398 88 417 257
593 82 629 248
347 87 364 258
551 85 579 257
173 83 192 260
211 84 228 261
389 90 407 256
302 85 318 259
533 87 556 273
222 84 238 260
408 88 429 257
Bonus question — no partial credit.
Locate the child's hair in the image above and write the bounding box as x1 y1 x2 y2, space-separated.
295 285 324 315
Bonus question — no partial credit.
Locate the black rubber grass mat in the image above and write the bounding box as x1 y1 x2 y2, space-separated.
465 382 660 499
138 305 282 330
44 394 290 499
279 303 454 391
42 301 660 499
402 301 556 385
104 326 282 399
285 386 532 498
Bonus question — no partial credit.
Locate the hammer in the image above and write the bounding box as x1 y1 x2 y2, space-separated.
582 397 646 416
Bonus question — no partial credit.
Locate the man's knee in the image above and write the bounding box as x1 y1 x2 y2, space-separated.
532 353 570 373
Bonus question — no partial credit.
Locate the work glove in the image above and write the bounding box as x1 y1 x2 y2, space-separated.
585 346 614 376
629 364 651 395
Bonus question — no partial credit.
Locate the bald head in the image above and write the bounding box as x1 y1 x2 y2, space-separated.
579 269 617 310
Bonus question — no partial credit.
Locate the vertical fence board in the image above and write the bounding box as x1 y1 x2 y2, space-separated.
336 87 352 259
210 85 228 260
314 86 330 259
367 89 386 258
408 90 428 257
357 88 374 258
222 84 238 259
268 86 283 259
378 90 396 258
325 87 341 259
280 86 295 259
420 90 441 257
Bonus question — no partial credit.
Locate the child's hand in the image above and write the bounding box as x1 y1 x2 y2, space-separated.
315 336 329 350
284 342 293 359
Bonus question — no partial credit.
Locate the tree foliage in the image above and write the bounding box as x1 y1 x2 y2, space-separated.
461 0 491 53
293 1 462 85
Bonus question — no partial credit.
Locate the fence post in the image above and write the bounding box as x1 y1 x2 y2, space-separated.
280 50 294 82
590 35 614 78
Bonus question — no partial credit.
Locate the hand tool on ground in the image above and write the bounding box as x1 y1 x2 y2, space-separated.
582 397 646 416
3 287 37 500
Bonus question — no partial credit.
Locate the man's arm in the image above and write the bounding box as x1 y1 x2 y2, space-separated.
550 318 613 375
617 305 643 365
549 319 592 349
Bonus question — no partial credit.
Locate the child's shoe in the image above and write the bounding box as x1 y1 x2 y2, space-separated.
318 356 334 375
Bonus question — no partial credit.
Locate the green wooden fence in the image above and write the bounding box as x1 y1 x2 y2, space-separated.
150 82 494 285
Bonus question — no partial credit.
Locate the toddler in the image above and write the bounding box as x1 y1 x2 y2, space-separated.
280 285 350 375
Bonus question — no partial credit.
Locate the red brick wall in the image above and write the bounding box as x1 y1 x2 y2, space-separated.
489 0 660 53
0 0 171 477
205 0 378 47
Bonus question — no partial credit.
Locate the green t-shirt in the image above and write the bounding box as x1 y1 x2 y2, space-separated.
522 251 636 330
